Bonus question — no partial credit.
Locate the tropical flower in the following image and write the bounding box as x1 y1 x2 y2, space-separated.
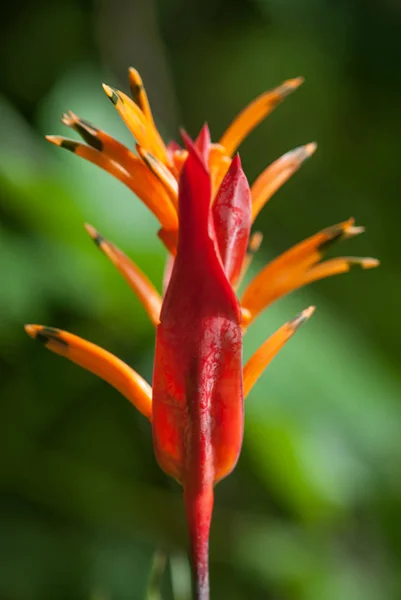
25 68 378 600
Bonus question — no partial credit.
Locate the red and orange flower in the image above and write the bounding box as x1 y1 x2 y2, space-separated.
25 68 378 600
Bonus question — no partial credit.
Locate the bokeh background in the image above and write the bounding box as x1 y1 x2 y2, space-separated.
1 0 400 598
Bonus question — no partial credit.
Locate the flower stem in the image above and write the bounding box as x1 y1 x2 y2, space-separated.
183 485 214 600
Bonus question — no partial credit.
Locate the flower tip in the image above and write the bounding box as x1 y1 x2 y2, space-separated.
24 324 37 338
179 127 193 149
102 83 119 105
84 222 97 238
361 257 380 270
231 153 242 169
128 66 139 78
128 67 143 97
305 141 318 156
45 135 61 146
61 110 77 127
303 305 316 319
289 142 317 164
84 223 104 247
24 325 66 350
241 307 252 327
293 76 305 86
291 305 316 331
195 122 211 149
280 76 305 96
345 224 365 239
249 231 263 253
199 122 210 135
45 136 78 153
179 128 207 169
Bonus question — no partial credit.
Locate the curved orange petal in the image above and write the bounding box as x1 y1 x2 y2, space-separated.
128 67 156 127
170 149 188 178
46 136 178 233
219 77 304 156
302 256 379 285
61 111 138 170
25 325 152 419
85 224 162 327
241 219 365 324
209 144 231 198
243 306 315 397
47 134 131 177
103 84 168 165
136 145 178 209
251 143 317 222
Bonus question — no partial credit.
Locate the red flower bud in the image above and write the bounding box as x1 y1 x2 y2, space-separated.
152 139 244 598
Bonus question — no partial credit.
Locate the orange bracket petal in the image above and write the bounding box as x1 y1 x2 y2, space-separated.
46 134 131 178
25 325 152 419
243 306 315 397
251 142 317 222
219 77 304 156
85 224 162 327
128 67 156 128
241 219 367 324
208 144 231 198
302 256 379 285
60 111 139 170
46 136 178 233
102 84 168 165
136 145 178 208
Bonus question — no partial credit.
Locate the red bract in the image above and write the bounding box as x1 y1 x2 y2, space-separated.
213 154 252 285
26 67 379 600
153 138 245 596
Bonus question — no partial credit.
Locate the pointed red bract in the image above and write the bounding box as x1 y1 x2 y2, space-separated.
212 155 252 285
195 123 212 163
167 140 181 153
152 140 243 483
152 142 243 599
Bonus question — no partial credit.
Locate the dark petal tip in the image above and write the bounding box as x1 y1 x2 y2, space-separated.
60 139 79 153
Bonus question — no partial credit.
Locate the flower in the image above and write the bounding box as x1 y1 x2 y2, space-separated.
25 68 378 599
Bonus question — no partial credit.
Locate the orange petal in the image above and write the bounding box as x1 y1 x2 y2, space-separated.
102 84 168 165
251 143 317 222
219 77 304 156
243 306 315 397
46 136 178 233
241 219 365 324
136 145 178 208
85 224 162 327
25 325 152 419
208 144 232 199
170 149 188 178
61 111 138 170
128 67 156 127
302 256 379 285
46 134 130 177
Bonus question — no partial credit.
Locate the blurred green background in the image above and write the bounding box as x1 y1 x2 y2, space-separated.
1 0 400 598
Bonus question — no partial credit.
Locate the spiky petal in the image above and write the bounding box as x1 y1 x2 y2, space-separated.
24 325 152 418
